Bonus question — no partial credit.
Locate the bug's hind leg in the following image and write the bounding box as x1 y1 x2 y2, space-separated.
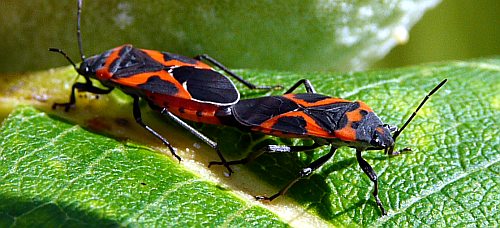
194 54 282 90
161 108 233 175
284 79 316 94
255 146 337 201
208 143 321 167
131 95 181 162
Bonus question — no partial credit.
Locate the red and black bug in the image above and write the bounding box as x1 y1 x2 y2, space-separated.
49 0 279 173
210 79 447 215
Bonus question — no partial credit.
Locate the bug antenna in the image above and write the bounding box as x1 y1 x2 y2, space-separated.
77 0 85 61
48 48 78 71
392 79 448 142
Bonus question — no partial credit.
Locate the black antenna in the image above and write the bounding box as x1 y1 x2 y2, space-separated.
77 0 85 61
393 79 448 141
48 0 85 71
48 48 78 71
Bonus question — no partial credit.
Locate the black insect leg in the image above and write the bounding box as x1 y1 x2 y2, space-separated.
284 79 317 94
160 109 233 175
356 149 387 216
52 76 113 111
209 143 321 167
194 54 282 90
255 146 337 201
386 147 412 156
131 95 181 162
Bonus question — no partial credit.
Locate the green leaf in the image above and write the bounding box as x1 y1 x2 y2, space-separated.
0 0 440 73
0 58 498 226
0 107 287 227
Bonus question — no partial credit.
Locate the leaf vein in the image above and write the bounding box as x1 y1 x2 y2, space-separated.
122 179 202 226
381 156 499 221
340 73 416 98
53 146 121 200
1 125 80 181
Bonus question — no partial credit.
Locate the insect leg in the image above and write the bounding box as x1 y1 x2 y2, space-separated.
208 143 321 167
161 108 233 175
52 77 113 112
284 79 317 94
131 95 181 162
194 54 282 90
356 149 387 216
255 146 337 201
387 147 412 156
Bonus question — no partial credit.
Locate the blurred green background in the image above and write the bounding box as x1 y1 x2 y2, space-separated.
0 0 498 73
375 0 500 68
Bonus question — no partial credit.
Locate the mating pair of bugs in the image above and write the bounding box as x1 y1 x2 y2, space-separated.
51 0 446 216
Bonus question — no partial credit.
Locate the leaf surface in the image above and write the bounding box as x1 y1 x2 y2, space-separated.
0 58 498 226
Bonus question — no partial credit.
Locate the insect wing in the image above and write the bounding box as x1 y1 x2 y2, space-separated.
105 46 239 105
233 95 333 137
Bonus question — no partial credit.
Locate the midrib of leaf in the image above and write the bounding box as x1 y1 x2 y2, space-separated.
0 107 289 227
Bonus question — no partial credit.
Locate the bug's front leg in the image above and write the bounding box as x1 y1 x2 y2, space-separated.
356 149 387 216
53 76 113 111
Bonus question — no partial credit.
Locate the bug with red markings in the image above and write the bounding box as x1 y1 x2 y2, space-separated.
209 78 447 215
50 0 279 173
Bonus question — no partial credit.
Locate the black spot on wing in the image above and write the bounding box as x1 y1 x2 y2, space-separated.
163 52 199 65
272 116 307 135
349 101 361 112
138 75 179 96
232 96 299 126
306 101 357 133
111 46 164 78
170 66 238 104
293 93 330 103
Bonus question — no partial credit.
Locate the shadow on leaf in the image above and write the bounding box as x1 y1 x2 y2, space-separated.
0 194 119 227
